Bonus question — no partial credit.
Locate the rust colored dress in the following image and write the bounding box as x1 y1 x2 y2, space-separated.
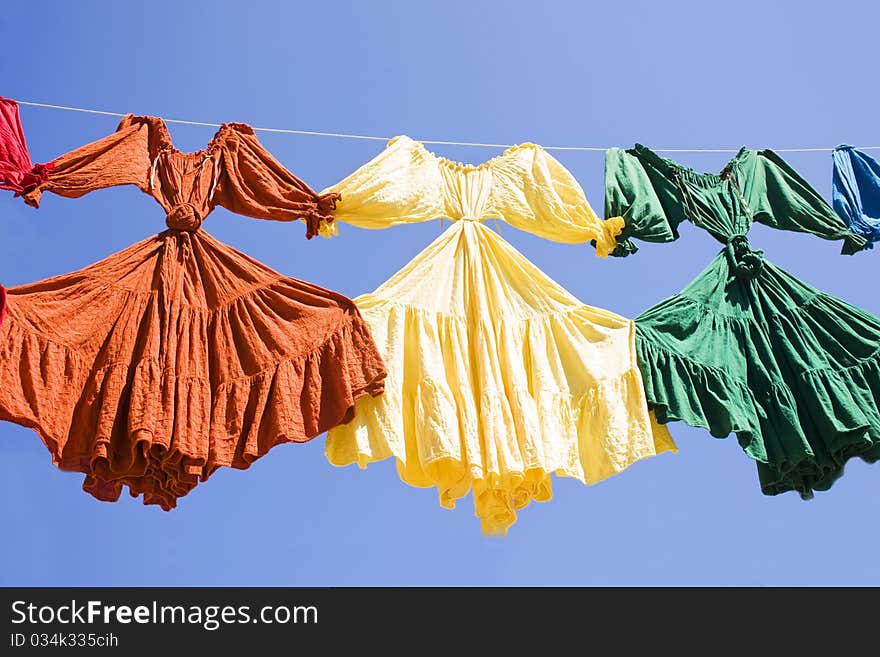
2 115 387 509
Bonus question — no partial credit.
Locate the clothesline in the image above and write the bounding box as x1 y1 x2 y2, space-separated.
5 93 880 531
17 100 880 154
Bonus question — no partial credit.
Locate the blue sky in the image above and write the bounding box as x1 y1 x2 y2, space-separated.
2 0 879 586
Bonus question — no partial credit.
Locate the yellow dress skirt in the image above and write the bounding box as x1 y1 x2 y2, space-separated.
327 220 674 534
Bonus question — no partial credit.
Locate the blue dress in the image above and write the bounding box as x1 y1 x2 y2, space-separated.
832 145 880 246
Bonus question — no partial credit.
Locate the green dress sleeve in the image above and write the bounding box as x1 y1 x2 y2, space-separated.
746 150 868 255
602 147 685 257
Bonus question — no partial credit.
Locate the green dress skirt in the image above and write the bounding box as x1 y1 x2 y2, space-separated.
604 144 880 496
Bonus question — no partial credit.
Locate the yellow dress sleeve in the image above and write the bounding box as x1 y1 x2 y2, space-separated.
489 145 624 255
320 135 446 234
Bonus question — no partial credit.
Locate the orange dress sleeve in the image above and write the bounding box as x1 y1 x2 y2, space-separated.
212 125 340 239
21 114 163 208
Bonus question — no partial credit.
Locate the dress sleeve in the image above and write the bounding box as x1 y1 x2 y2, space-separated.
602 147 684 257
831 146 880 246
747 149 867 255
320 135 446 232
211 125 339 239
21 114 157 208
488 144 622 253
0 97 51 196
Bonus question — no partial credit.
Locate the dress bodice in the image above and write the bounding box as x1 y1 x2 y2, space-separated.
321 135 623 253
147 136 226 231
648 147 754 240
603 144 867 271
22 115 339 238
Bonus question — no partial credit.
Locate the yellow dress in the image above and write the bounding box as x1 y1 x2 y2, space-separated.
323 136 675 535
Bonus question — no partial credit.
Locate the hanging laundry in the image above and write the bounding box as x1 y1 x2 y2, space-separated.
0 97 49 327
603 144 879 497
323 136 675 535
0 97 52 196
0 113 387 509
832 145 880 246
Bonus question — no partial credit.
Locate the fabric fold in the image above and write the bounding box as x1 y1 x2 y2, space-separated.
0 97 52 196
603 144 880 497
0 230 386 509
0 113 388 508
327 220 674 535
832 145 880 246
594 215 625 258
633 252 880 497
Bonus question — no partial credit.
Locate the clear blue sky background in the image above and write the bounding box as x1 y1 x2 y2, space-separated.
2 0 879 586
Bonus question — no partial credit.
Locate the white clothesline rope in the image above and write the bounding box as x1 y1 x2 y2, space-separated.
17 100 880 154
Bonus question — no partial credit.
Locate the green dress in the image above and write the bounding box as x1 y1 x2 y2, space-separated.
604 144 880 497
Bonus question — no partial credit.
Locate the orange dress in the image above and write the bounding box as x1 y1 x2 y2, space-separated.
2 115 387 509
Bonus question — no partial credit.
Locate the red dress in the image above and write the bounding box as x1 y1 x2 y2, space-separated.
0 97 51 329
2 114 387 509
0 97 52 195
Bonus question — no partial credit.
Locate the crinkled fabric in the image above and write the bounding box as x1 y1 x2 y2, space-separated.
324 137 674 535
832 145 880 245
604 144 880 497
0 97 52 195
3 115 387 508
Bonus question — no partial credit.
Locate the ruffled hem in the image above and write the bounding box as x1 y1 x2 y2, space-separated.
326 220 675 534
637 336 880 498
637 337 764 443
329 370 676 536
0 312 386 510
